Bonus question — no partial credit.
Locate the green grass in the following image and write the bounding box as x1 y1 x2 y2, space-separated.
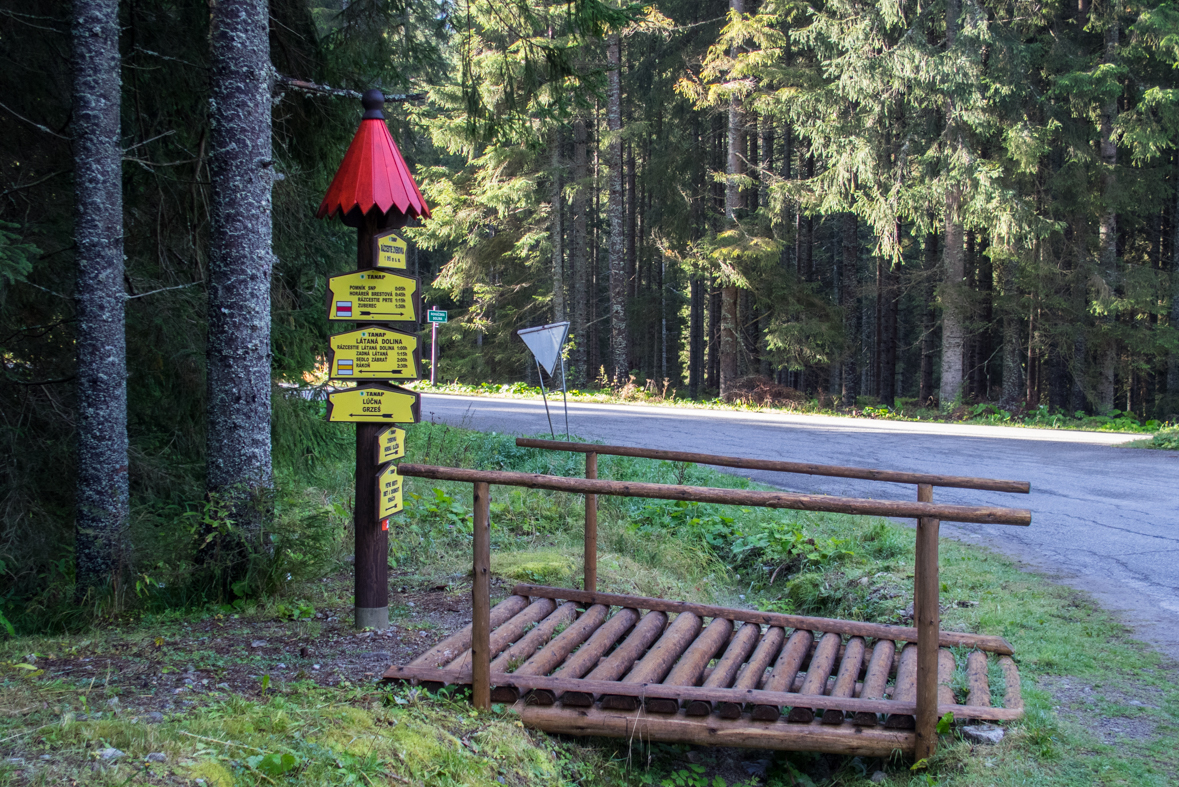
1 421 1177 785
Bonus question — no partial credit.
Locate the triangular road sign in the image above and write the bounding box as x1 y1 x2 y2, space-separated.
518 322 569 376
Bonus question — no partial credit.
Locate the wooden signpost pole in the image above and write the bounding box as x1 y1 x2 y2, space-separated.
317 88 430 631
354 212 390 630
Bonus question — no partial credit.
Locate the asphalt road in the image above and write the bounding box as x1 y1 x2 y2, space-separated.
419 393 1179 661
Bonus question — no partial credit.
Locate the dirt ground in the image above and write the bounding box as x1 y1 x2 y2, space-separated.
25 575 501 722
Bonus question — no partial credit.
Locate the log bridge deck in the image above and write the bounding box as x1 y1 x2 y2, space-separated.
385 439 1032 760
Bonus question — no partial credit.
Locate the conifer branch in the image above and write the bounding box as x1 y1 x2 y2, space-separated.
274 75 425 103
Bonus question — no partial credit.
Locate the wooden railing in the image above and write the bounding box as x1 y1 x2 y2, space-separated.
397 445 1030 761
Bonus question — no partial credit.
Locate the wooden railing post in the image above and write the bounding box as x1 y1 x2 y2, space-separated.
914 482 940 760
472 481 491 710
584 452 598 592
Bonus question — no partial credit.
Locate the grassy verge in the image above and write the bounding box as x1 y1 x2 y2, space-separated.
402 379 1170 436
1121 427 1179 450
2 422 1177 786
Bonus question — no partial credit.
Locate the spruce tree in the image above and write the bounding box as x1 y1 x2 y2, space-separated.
205 0 274 582
72 0 128 597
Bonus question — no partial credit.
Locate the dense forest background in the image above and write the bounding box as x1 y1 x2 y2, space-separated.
1 0 1177 621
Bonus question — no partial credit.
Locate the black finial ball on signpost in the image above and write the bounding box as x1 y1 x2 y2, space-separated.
362 89 385 120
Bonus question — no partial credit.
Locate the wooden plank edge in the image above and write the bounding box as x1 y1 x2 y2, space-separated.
509 584 1016 655
381 665 1024 722
517 703 917 757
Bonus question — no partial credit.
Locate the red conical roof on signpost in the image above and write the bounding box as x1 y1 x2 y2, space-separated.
317 90 430 227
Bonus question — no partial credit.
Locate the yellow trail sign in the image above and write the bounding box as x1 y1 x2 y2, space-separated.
374 230 408 270
376 462 403 519
376 426 406 464
326 269 419 322
329 327 421 381
325 385 420 423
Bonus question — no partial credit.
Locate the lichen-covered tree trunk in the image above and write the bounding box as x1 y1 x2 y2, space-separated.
606 32 627 382
919 233 938 406
549 127 565 323
73 0 128 597
570 118 588 385
940 186 966 409
206 0 274 565
939 0 965 411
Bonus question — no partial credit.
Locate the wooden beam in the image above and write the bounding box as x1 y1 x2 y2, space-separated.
381 665 1026 722
914 483 940 760
397 464 1031 526
515 438 1030 494
519 704 917 758
584 452 598 592
510 584 1016 655
471 481 491 710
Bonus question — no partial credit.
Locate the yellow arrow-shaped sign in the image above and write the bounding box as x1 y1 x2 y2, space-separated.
376 426 406 464
328 327 421 381
376 462 403 519
325 385 420 423
326 269 419 322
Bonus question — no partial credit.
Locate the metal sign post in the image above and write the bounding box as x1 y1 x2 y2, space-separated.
518 321 570 439
427 306 447 385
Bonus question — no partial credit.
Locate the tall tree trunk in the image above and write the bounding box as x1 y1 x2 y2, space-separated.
878 257 898 407
73 0 128 598
720 285 739 396
708 284 720 389
1169 154 1179 399
689 277 703 397
626 141 637 301
719 0 744 399
999 246 1024 408
780 121 793 269
206 0 274 576
920 233 938 405
606 32 626 382
940 188 966 410
978 235 994 398
549 127 565 322
939 0 966 411
1096 11 1120 413
759 116 773 213
570 118 589 385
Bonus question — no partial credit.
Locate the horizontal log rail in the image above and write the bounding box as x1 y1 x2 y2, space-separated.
510 584 1014 655
396 463 1031 526
515 438 1031 494
383 665 1023 723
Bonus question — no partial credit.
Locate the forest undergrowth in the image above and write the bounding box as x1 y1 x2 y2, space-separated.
2 416 1177 785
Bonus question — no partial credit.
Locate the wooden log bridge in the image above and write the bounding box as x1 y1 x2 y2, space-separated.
383 441 1031 761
